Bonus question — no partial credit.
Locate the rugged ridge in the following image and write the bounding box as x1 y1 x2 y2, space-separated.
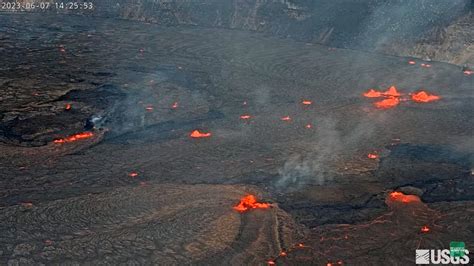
4 0 472 65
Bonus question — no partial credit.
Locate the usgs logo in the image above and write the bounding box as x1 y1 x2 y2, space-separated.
416 249 470 265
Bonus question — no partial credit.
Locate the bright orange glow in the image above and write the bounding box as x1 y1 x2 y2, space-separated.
171 102 178 109
363 89 382 98
463 70 473 75
190 130 211 138
240 115 251 120
65 104 71 110
382 86 401 97
280 251 287 257
411 91 440 103
367 153 378 159
421 226 430 233
298 243 305 248
267 260 275 265
145 106 154 111
233 195 270 212
374 97 399 109
305 124 312 129
129 172 138 177
420 63 431 68
53 132 94 144
408 60 416 65
389 191 421 203
281 116 291 121
302 100 312 105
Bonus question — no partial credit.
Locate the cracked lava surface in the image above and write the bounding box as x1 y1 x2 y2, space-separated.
0 14 473 265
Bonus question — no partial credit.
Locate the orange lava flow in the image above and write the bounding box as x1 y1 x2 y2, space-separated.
388 191 421 204
374 97 400 109
65 104 71 110
463 70 473 75
367 153 378 159
421 225 430 233
408 60 416 65
411 91 440 103
233 195 270 212
53 132 94 144
281 116 291 121
240 115 251 120
363 89 382 98
302 100 312 105
382 86 401 97
190 130 211 138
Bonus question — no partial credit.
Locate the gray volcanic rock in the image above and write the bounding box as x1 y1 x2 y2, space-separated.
6 0 472 64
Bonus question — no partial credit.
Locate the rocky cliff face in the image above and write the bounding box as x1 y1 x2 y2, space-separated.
381 12 474 66
4 0 472 65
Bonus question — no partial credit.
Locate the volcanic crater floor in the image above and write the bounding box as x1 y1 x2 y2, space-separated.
0 14 473 265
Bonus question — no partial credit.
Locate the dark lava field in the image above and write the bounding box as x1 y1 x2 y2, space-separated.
0 11 473 265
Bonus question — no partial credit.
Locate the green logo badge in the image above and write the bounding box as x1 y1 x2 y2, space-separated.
450 241 466 257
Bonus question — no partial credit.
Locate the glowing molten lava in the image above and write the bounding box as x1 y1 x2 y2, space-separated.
408 60 416 65
302 100 312 105
363 89 382 98
367 153 378 159
190 130 212 138
388 191 421 204
129 172 138 177
421 226 430 233
411 91 440 103
240 115 251 120
53 132 94 144
383 86 401 97
374 97 400 109
171 102 178 109
420 63 431 68
281 116 291 121
305 124 312 129
65 104 71 110
233 195 270 212
463 70 473 75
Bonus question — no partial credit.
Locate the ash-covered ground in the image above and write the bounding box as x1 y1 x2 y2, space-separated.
0 13 473 265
